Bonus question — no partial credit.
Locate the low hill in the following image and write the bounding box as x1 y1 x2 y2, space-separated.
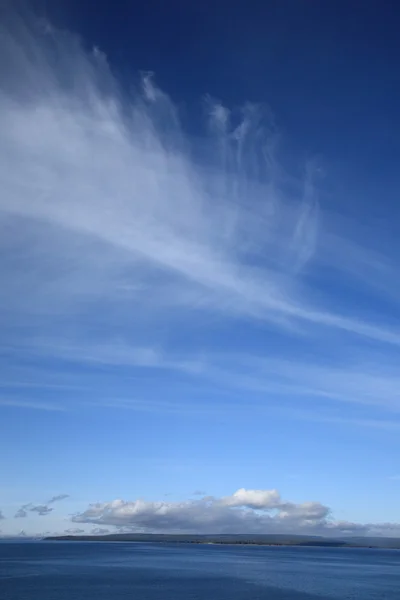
44 533 400 548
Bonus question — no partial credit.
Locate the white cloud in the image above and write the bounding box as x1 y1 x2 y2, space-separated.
219 488 281 509
71 488 400 537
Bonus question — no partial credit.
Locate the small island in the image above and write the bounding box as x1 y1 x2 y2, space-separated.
44 533 400 549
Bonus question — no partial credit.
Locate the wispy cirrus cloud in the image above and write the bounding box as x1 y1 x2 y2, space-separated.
1 15 399 343
0 398 66 412
8 338 400 426
1 12 400 435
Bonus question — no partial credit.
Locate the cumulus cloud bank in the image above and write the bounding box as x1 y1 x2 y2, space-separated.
71 488 400 537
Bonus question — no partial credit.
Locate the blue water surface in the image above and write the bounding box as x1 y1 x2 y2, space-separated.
1 541 399 599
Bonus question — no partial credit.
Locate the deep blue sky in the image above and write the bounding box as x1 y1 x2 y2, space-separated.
56 1 400 193
1 0 400 537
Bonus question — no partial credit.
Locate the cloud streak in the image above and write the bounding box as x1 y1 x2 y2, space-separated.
0 398 66 411
48 494 69 504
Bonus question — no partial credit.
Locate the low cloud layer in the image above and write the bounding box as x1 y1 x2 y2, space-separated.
72 488 400 537
14 494 69 519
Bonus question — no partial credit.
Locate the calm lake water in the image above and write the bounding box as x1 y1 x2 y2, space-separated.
1 541 399 599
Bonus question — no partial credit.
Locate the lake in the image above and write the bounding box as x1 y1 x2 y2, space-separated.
1 541 399 599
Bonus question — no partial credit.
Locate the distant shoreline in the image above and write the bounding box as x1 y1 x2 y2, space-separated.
43 533 400 549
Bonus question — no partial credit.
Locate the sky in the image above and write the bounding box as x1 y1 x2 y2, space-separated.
1 0 400 538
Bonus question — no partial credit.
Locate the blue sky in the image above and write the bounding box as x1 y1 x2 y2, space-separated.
1 0 400 537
